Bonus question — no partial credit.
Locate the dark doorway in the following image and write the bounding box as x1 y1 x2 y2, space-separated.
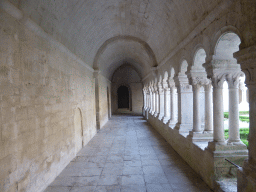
118 86 129 109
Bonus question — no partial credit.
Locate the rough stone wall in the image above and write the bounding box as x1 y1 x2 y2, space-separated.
98 75 111 128
0 10 96 192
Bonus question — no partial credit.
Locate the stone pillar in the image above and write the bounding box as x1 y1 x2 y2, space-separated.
192 84 202 132
168 82 178 128
148 91 151 113
204 84 213 133
154 85 159 117
212 77 226 144
152 90 155 115
143 90 147 110
142 88 147 116
158 84 164 121
149 87 153 114
174 74 193 132
162 80 171 124
227 74 243 144
146 90 150 119
187 76 212 141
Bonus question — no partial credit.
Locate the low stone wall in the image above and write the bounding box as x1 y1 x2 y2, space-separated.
147 113 248 190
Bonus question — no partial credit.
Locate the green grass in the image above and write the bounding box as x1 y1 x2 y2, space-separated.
239 116 250 123
239 111 249 115
223 112 250 123
224 112 229 119
224 128 249 147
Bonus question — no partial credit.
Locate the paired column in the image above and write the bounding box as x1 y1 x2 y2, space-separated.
212 77 226 144
192 83 202 132
168 83 178 128
227 74 243 144
174 75 193 132
151 89 156 115
147 91 151 113
154 85 159 117
162 81 171 124
204 84 213 133
143 88 148 111
188 77 213 141
158 83 165 120
149 86 153 114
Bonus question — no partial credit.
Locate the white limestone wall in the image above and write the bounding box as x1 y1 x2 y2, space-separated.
0 10 97 192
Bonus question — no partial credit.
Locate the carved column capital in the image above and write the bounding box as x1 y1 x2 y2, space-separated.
204 83 212 91
162 81 169 91
226 72 244 89
168 79 176 88
190 77 211 86
211 74 226 89
158 83 164 94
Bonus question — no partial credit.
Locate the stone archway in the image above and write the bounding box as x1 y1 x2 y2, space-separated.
117 85 130 109
74 108 83 154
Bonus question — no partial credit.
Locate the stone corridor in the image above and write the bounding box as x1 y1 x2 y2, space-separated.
44 115 212 192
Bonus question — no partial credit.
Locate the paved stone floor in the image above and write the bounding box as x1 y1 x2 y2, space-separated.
44 115 213 192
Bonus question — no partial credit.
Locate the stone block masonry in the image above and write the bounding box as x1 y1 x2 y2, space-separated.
0 10 97 192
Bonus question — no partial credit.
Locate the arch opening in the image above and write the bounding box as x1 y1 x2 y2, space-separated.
117 86 130 110
214 32 249 146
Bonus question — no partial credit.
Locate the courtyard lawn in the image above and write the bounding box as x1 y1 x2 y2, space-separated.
224 111 250 123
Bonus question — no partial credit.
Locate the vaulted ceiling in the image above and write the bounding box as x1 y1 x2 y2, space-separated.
11 0 222 79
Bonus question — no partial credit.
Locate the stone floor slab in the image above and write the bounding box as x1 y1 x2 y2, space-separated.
44 115 212 192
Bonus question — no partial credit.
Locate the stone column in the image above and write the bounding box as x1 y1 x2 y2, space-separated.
212 77 226 144
204 84 213 133
154 85 159 117
142 88 147 116
227 74 243 144
187 76 212 141
168 84 178 128
149 87 153 114
147 91 151 113
158 83 164 120
152 90 155 115
162 87 170 124
174 74 193 132
192 84 202 132
162 79 171 123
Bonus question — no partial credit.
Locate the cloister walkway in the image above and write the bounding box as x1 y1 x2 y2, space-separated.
44 115 212 192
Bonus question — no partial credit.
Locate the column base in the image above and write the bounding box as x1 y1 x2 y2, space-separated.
168 120 177 129
206 141 248 179
162 117 170 124
157 114 164 121
142 108 147 116
204 130 213 134
187 131 213 142
145 109 149 119
238 160 256 192
153 112 159 117
228 139 245 146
